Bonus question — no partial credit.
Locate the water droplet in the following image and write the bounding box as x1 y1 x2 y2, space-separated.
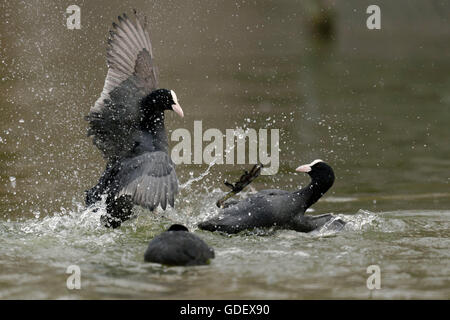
9 176 16 188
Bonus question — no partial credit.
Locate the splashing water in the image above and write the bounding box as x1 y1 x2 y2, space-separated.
179 160 217 190
0 187 449 299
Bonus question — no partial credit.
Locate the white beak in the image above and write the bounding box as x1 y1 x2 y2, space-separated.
296 165 311 173
295 159 323 173
172 102 184 118
170 90 184 118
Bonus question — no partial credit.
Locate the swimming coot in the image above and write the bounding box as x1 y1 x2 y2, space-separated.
144 224 215 266
85 12 183 228
198 160 345 234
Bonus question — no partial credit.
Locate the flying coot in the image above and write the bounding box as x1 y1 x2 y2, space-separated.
144 224 215 266
85 11 183 228
198 160 345 234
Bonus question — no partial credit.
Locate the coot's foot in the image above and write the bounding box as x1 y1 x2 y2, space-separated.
222 199 239 208
324 218 346 232
101 194 133 228
216 163 263 208
291 214 346 233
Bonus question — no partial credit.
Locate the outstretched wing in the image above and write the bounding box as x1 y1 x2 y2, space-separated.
87 11 158 160
116 151 179 210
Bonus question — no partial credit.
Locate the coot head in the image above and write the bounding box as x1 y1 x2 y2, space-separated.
296 159 335 186
167 224 189 232
144 89 184 117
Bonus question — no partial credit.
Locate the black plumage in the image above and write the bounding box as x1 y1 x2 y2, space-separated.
198 160 345 234
144 225 215 266
85 12 183 228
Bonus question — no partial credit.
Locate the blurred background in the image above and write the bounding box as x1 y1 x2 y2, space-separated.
0 0 449 299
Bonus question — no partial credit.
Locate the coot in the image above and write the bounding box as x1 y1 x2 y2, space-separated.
198 160 345 234
85 12 183 228
144 224 215 266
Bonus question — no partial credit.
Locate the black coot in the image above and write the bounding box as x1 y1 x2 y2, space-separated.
144 224 215 266
85 12 184 228
198 160 345 234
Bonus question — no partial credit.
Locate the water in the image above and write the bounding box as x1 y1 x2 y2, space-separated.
1 203 449 299
0 0 449 299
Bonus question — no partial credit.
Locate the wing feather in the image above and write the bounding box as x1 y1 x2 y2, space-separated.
87 12 159 160
117 152 178 210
